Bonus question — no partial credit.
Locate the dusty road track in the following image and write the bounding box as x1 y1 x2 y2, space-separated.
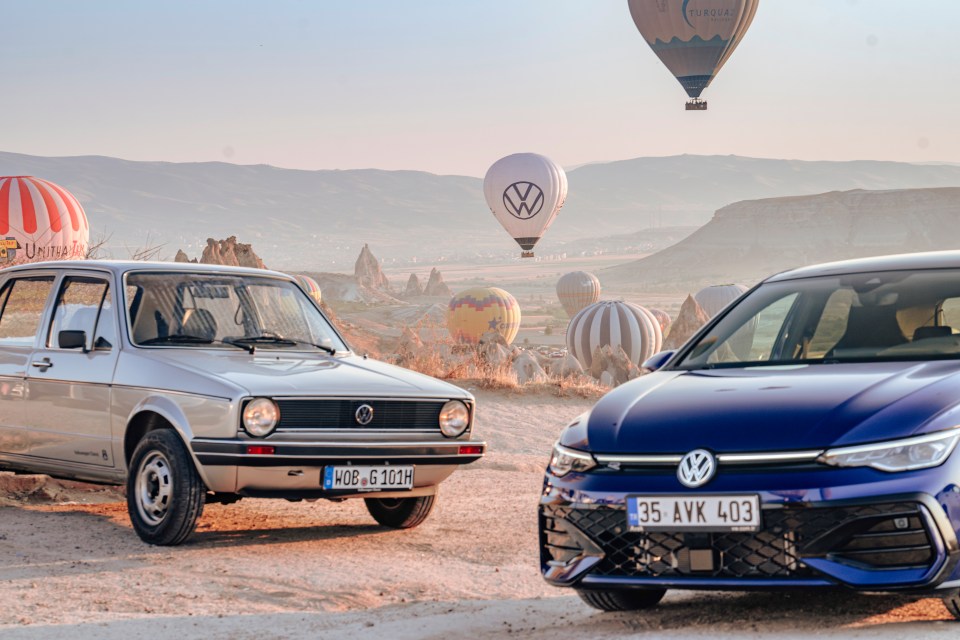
1 389 959 638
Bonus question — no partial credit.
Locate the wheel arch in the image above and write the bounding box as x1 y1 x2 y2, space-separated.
122 396 213 488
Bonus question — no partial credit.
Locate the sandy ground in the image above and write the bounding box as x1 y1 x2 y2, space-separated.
2 388 960 638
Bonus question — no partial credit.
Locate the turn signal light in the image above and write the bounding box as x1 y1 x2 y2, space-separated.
458 445 483 455
246 445 276 455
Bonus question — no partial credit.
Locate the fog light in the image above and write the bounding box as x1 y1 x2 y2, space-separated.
246 445 275 455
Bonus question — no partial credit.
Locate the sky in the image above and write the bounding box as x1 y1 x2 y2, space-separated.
3 0 959 176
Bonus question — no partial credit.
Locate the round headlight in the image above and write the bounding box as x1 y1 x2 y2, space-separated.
243 398 280 437
439 400 470 438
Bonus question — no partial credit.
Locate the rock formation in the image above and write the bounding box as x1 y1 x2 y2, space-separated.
423 268 452 297
175 237 265 268
354 244 390 291
513 351 548 385
604 187 960 289
403 273 424 297
553 353 584 379
664 295 710 350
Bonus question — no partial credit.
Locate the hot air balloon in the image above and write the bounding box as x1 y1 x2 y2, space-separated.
556 271 601 317
447 287 521 345
293 274 322 304
567 300 662 369
694 283 749 318
648 307 672 335
483 153 567 258
0 176 89 266
628 0 759 110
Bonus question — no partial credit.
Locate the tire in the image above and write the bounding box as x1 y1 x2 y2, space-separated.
577 588 666 612
364 495 436 529
942 590 960 620
126 429 206 546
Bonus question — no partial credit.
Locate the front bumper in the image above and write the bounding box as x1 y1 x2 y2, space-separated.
540 467 960 592
190 437 485 496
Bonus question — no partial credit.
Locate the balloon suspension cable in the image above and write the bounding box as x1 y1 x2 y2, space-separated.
685 99 708 111
521 250 535 259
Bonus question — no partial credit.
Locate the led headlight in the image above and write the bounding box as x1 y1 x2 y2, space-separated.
243 398 280 437
439 400 470 438
549 443 597 477
819 429 960 472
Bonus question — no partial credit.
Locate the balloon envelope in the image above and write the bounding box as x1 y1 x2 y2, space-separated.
294 274 322 304
0 176 89 266
556 271 601 317
628 0 759 101
566 300 663 369
447 287 521 345
483 153 567 258
694 284 749 318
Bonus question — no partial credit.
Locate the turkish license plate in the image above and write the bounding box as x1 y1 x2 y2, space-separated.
626 495 761 532
323 465 414 491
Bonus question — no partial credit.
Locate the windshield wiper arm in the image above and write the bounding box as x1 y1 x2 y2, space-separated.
142 334 255 353
230 335 336 355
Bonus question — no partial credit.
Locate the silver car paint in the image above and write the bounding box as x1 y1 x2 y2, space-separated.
0 260 482 496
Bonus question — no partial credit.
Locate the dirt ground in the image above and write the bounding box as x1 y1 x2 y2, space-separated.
2 388 960 639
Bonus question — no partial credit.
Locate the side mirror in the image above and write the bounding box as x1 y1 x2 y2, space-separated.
58 330 88 351
642 350 676 372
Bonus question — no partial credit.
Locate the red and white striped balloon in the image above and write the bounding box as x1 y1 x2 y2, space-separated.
0 176 89 266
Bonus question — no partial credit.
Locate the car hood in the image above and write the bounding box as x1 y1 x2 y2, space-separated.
119 349 470 400
583 361 960 454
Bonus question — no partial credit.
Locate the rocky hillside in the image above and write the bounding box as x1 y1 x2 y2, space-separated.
4 151 960 269
604 187 960 289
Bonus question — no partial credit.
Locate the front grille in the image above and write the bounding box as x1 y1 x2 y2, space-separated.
274 399 444 430
541 502 933 579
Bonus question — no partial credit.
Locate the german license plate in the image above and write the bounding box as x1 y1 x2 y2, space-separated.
323 465 414 491
627 495 760 532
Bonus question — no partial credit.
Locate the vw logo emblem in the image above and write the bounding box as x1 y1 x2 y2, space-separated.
677 449 717 488
502 182 545 220
355 404 375 426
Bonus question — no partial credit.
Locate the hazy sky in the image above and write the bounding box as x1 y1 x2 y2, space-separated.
3 0 958 176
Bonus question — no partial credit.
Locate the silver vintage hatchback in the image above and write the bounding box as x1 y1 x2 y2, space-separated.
0 261 484 545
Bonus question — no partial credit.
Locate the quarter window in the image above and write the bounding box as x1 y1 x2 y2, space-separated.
0 276 56 347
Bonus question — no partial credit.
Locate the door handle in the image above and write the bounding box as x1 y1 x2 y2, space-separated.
31 358 53 370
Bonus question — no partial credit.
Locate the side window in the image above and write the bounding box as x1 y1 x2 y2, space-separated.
48 277 112 350
0 276 56 347
807 290 856 358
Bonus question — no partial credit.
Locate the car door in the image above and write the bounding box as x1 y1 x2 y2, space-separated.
0 272 57 458
23 270 119 467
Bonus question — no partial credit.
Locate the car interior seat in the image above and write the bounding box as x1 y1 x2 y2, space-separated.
181 308 218 341
829 305 907 354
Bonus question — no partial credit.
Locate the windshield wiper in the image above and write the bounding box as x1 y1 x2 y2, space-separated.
141 334 255 353
229 335 336 355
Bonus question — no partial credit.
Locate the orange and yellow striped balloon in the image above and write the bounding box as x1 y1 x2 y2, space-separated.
293 274 322 304
447 287 521 345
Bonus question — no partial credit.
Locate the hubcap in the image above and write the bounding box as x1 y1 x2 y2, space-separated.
135 451 173 526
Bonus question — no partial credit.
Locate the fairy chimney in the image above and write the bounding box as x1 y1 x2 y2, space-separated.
423 267 452 297
354 244 390 290
404 273 424 297
664 295 710 350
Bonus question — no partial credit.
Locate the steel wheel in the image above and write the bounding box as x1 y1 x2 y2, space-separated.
135 451 173 526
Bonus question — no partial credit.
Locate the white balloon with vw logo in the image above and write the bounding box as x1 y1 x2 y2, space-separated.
483 153 568 258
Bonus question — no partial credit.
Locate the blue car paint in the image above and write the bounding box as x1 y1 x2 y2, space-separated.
540 252 960 594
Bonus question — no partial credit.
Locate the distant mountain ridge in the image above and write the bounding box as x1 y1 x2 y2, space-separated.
1 151 959 269
603 187 960 290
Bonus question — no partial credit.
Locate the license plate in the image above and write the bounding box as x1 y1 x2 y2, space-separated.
626 495 760 532
323 465 414 491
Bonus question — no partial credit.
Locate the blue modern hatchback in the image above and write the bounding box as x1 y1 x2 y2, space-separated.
541 252 960 616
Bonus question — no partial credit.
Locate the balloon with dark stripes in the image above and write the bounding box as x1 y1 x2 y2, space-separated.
566 300 663 369
556 271 601 317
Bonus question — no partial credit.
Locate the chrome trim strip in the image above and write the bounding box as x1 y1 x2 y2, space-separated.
192 438 484 448
274 396 469 403
274 428 438 434
595 450 823 466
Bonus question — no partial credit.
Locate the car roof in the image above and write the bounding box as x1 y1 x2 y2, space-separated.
0 259 294 280
765 250 960 283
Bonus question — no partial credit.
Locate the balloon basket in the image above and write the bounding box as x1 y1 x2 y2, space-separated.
521 251 535 259
685 99 708 111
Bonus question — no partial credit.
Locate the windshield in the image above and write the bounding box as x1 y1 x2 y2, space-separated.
677 269 960 370
124 272 347 353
